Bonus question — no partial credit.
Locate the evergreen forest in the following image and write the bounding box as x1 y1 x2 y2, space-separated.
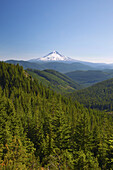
27 69 81 93
71 78 113 112
0 62 113 169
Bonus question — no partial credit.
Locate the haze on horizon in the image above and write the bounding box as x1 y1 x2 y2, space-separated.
0 0 113 64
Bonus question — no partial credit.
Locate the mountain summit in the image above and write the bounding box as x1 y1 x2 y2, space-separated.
40 51 71 61
29 51 75 62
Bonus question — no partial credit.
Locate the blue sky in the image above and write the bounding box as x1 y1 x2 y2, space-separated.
0 0 113 63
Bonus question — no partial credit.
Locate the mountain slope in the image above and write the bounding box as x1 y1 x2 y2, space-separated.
71 78 113 111
65 70 113 87
27 69 81 93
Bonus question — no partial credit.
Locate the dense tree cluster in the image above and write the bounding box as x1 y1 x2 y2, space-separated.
71 78 113 111
0 62 113 169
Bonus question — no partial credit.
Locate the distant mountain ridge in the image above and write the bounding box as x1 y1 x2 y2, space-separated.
28 51 113 70
65 70 113 87
6 59 94 73
5 51 113 74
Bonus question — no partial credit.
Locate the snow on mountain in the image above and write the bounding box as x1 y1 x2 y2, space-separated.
40 51 71 61
29 51 76 62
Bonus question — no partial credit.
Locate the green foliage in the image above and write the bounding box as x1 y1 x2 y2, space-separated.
27 68 81 93
5 60 44 70
65 70 113 87
107 135 113 169
74 150 100 170
0 62 113 169
71 78 113 111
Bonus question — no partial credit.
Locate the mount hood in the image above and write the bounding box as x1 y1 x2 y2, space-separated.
29 51 76 62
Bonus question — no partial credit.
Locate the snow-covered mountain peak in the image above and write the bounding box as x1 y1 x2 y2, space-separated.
29 51 76 63
37 51 74 62
53 51 57 53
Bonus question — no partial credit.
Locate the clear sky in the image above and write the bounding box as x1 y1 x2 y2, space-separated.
0 0 113 63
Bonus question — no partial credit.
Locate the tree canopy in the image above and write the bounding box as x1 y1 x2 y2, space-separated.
0 62 113 169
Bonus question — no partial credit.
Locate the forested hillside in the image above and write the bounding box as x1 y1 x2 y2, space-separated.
6 60 44 70
65 70 113 87
0 62 113 169
27 69 81 93
71 78 113 111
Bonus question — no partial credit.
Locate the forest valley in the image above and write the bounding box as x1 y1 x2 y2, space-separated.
0 62 113 169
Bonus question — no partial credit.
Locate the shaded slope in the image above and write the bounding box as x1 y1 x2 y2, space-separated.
71 78 113 111
65 70 113 87
27 69 81 93
41 62 94 73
